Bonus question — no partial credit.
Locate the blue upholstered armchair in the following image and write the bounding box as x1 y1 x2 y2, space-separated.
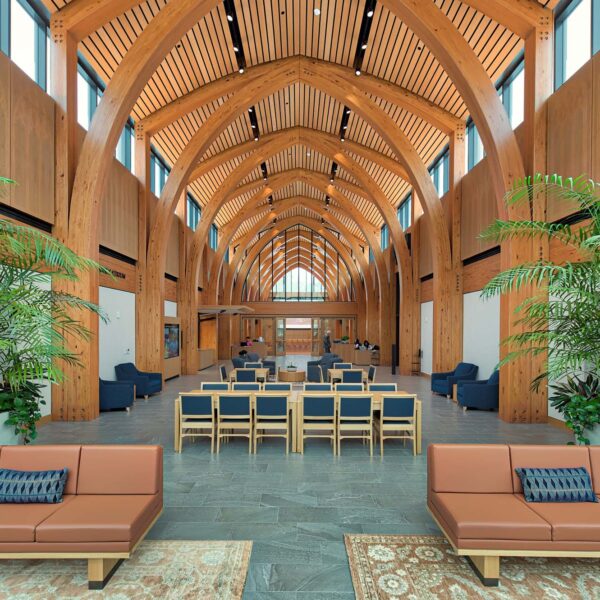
232 357 246 369
114 362 162 398
261 359 276 377
457 370 499 410
307 353 341 379
99 379 134 411
431 362 478 396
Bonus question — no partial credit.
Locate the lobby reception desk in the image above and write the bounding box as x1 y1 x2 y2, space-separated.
331 344 377 366
231 342 268 358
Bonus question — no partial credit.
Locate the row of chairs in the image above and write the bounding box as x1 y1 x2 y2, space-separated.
178 390 416 456
196 382 400 392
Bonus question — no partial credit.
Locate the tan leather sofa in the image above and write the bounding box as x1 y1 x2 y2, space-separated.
0 444 163 589
428 444 600 586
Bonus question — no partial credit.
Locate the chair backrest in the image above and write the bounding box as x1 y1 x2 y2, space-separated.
339 394 372 418
335 383 363 392
368 383 397 392
455 362 477 377
488 370 500 385
342 370 363 383
382 395 415 420
302 394 335 418
232 382 261 391
219 364 228 381
304 383 332 391
115 362 137 378
333 362 352 369
236 369 256 382
180 394 213 416
256 394 288 416
218 394 251 416
244 362 263 368
306 365 323 383
368 365 376 382
264 383 292 391
247 352 260 362
201 382 230 391
232 357 246 369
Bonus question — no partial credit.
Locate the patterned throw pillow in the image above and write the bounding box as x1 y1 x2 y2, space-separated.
516 467 598 503
0 468 68 503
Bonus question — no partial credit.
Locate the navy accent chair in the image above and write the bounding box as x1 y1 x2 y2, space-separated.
99 379 134 412
247 352 261 362
236 369 256 382
201 382 230 391
342 370 363 384
301 394 336 454
368 383 397 392
337 394 374 455
244 362 263 368
264 383 292 391
380 395 416 456
254 394 289 453
307 365 324 383
304 383 332 391
335 383 363 392
178 393 214 453
232 382 261 391
457 370 500 411
219 364 228 382
216 394 252 453
431 362 478 397
368 365 377 383
232 357 246 369
262 359 277 378
307 353 341 379
114 362 162 398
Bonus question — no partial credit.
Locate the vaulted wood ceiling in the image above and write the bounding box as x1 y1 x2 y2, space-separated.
43 0 553 244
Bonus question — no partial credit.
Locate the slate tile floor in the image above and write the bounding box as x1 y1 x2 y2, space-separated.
36 356 570 599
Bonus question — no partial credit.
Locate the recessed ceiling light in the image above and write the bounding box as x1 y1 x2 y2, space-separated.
346 108 351 114
306 152 311 157
227 14 233 21
251 124 256 128
233 46 239 52
367 9 374 17
254 137 259 141
341 137 345 142
314 7 321 15
343 125 347 129
248 108 253 113
355 69 361 76
239 68 244 73
330 178 334 183
361 43 368 50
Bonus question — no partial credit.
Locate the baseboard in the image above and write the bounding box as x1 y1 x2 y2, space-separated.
419 372 431 378
548 416 570 432
37 415 52 427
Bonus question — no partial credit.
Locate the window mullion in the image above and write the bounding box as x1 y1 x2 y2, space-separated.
0 0 8 56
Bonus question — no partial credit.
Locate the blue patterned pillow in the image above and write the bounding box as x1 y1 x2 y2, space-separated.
516 467 598 503
0 468 68 503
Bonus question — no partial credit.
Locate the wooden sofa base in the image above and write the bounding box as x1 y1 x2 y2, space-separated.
0 511 162 590
429 508 600 587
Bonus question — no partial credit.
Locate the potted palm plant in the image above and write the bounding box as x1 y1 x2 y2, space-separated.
480 174 600 444
0 177 105 443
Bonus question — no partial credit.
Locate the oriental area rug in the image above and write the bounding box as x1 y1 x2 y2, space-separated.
345 534 600 599
0 540 251 599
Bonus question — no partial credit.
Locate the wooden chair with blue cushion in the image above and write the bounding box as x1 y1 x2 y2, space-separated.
245 362 263 368
307 364 324 383
236 368 256 382
304 383 332 391
254 393 290 453
201 382 230 391
264 383 292 391
333 362 352 370
337 393 374 456
178 393 215 453
334 383 363 392
368 383 397 392
219 364 228 382
367 365 377 383
379 394 416 456
216 393 252 453
232 382 261 391
342 369 363 384
300 393 337 455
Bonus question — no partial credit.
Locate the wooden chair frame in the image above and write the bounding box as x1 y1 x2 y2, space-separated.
334 382 364 392
378 394 417 456
178 393 215 453
367 364 377 383
216 392 253 453
232 382 262 391
341 369 366 386
253 392 290 454
337 393 374 456
300 393 337 455
219 364 228 382
303 382 332 391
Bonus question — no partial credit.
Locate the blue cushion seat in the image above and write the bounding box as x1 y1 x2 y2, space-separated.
516 467 598 503
0 468 68 503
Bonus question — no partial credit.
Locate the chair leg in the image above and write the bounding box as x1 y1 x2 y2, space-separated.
380 431 384 457
369 429 373 457
216 428 221 453
467 555 500 587
210 432 214 454
88 558 123 590
178 431 183 454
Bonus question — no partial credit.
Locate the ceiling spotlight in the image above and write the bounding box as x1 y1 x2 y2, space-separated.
330 178 334 183
239 68 244 73
346 108 351 114
248 108 253 113
306 151 311 157
313 7 321 15
251 124 256 128
355 69 361 76
367 9 374 17
343 125 347 129
254 136 259 142
233 46 239 52
361 43 368 50
341 137 345 142
263 176 268 181
227 14 233 21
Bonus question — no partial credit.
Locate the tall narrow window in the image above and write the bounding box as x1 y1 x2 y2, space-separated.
187 193 201 231
398 193 412 231
466 120 484 171
9 0 46 89
428 147 449 195
380 224 389 250
498 58 525 128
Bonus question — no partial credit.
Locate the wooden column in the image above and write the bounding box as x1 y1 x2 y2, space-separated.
410 211 422 375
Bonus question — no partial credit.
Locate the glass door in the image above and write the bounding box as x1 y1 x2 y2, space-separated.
275 318 286 355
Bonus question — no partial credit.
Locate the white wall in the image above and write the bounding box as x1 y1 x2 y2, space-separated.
164 300 177 317
420 301 433 375
462 291 500 380
99 287 136 380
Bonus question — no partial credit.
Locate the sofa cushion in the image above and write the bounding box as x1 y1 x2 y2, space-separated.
77 445 162 495
35 495 159 543
428 444 513 493
0 468 68 503
0 496 74 542
0 446 81 495
432 492 551 541
509 445 592 494
516 496 600 542
515 467 597 503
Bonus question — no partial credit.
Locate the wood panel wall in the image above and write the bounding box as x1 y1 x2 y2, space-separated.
164 277 178 302
418 217 433 278
420 277 433 302
99 254 136 293
462 252 501 293
0 54 55 223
